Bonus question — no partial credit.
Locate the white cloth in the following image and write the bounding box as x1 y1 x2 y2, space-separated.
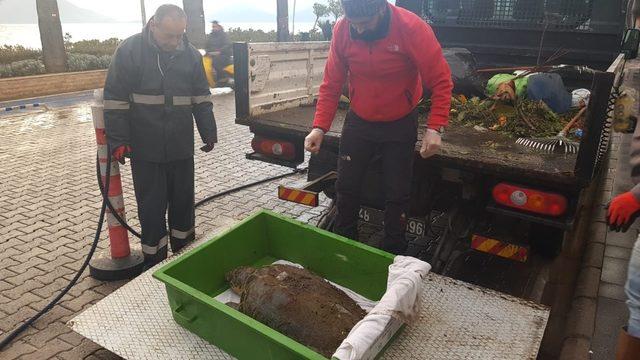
572 88 591 108
215 257 429 360
333 256 431 360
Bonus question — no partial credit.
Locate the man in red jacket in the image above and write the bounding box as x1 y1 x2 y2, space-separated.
305 0 453 254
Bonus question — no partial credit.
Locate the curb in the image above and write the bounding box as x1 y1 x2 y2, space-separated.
559 58 640 359
558 131 621 360
3 103 47 112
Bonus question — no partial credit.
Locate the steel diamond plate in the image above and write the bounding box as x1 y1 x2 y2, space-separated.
70 218 549 360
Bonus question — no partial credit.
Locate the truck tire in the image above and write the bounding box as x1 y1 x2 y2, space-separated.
317 201 337 231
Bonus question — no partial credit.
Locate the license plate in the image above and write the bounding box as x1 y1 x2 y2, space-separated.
358 207 426 237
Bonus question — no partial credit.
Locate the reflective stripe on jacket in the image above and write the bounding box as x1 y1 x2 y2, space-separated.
104 18 217 163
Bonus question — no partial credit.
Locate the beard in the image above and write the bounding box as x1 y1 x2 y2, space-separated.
353 29 379 42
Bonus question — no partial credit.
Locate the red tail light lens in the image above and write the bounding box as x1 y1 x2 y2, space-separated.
492 183 568 216
251 136 296 161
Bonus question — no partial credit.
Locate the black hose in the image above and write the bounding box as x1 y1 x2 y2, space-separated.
0 152 307 352
195 167 307 208
97 155 141 239
101 163 306 237
0 151 112 352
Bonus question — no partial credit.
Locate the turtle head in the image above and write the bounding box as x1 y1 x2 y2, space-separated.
225 266 256 295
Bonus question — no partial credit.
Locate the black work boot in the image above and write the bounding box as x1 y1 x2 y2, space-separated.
170 231 195 254
142 247 168 271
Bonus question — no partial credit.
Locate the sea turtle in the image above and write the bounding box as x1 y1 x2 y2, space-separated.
225 264 366 358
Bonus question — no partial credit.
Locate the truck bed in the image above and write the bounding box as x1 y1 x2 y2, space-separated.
254 105 579 187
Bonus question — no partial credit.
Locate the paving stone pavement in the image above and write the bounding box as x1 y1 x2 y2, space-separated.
556 59 640 360
589 135 635 360
589 62 640 359
0 93 329 359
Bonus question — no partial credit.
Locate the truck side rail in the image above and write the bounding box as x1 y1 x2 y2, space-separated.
234 42 330 125
575 54 624 182
420 0 625 67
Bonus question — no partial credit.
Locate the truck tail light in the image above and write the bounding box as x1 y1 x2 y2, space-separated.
251 136 296 161
492 183 568 217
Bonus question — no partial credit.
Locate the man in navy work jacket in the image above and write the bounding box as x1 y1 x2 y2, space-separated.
103 4 217 268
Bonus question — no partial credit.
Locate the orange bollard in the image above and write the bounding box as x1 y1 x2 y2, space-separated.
93 105 130 258
89 90 144 281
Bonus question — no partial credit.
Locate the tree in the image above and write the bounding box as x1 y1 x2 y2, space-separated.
312 3 329 31
140 0 147 26
277 0 290 41
312 0 344 39
36 0 67 73
326 0 343 21
183 0 206 48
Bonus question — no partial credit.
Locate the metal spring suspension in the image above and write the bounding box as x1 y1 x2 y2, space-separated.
595 84 620 167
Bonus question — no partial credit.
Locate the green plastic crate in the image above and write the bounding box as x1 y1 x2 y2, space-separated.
153 210 395 360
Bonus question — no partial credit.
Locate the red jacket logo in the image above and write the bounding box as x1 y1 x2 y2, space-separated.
387 44 400 52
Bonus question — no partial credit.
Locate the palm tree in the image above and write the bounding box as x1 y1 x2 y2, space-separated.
312 3 329 31
140 0 147 27
36 0 67 73
292 0 297 39
183 0 206 48
277 0 290 41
